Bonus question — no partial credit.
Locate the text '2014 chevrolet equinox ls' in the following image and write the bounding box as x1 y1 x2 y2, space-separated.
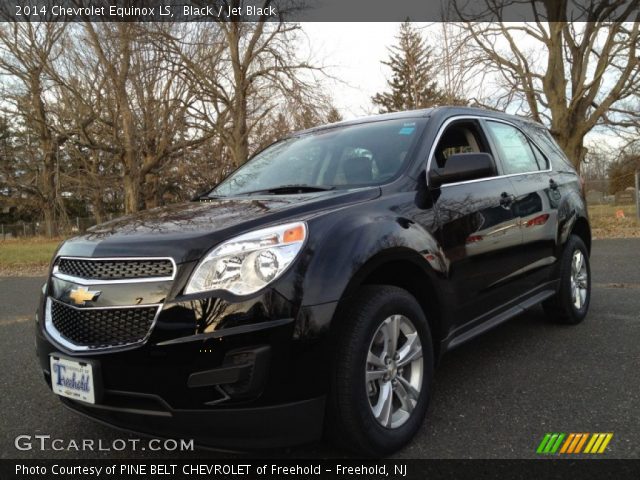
36 107 591 456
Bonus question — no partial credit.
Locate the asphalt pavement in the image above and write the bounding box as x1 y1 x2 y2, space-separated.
1 239 638 459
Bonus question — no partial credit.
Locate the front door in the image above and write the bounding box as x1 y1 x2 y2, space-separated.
426 118 523 333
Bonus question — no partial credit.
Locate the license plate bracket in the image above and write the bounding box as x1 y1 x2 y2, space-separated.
49 354 103 404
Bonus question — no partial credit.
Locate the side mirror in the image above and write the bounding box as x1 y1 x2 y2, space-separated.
429 152 496 188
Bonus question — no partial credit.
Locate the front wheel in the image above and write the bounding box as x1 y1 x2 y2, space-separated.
327 285 433 456
543 234 591 324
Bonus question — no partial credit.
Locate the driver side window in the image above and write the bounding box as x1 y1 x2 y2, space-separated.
434 121 492 170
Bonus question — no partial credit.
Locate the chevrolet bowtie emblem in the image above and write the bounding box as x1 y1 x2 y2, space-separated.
69 286 101 306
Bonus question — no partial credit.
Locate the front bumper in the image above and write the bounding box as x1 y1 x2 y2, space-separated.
36 290 336 448
59 395 325 449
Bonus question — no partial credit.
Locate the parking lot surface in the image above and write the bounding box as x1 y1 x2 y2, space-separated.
1 239 638 459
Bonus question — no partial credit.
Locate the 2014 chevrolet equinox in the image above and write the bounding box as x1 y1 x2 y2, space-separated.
36 107 591 456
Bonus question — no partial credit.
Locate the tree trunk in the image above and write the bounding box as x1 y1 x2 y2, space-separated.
143 172 161 209
89 155 105 224
121 119 140 213
41 149 57 237
554 132 587 173
42 201 55 238
123 174 140 214
91 187 105 225
31 73 59 238
230 125 249 168
115 24 139 214
92 199 105 225
228 23 250 168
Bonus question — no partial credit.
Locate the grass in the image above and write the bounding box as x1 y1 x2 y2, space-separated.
0 205 637 275
588 203 640 239
0 237 62 275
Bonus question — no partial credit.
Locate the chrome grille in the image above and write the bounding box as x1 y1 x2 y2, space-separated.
56 257 174 281
48 299 158 350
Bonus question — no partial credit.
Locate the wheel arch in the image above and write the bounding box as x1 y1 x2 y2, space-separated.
336 248 445 362
555 187 591 257
571 215 591 255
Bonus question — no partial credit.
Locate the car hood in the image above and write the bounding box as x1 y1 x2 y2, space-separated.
57 188 379 263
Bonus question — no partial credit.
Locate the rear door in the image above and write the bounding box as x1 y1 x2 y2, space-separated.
427 118 523 332
484 120 559 293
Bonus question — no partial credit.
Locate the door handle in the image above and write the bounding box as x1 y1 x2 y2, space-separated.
549 178 559 190
500 192 515 208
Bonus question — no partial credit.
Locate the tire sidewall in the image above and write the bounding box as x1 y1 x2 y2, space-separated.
340 287 434 454
562 236 591 322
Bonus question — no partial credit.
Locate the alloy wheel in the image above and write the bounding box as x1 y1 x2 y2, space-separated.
366 315 424 429
570 249 588 310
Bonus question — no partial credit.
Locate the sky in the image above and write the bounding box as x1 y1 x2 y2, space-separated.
300 22 403 118
298 23 625 151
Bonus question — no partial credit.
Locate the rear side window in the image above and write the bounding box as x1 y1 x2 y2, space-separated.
525 123 574 171
486 121 542 175
531 142 549 170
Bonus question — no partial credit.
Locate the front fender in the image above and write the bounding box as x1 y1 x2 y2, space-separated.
295 197 442 307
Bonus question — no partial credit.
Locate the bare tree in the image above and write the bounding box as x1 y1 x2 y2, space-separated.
220 17 326 166
251 95 343 153
0 12 336 225
608 151 640 194
80 23 142 213
435 23 480 105
130 26 212 208
456 0 640 170
80 23 210 213
168 5 325 168
0 23 72 236
50 34 117 223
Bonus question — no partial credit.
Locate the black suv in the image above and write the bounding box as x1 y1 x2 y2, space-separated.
36 107 591 456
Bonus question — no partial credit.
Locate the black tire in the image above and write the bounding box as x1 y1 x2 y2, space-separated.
543 234 591 324
327 285 434 456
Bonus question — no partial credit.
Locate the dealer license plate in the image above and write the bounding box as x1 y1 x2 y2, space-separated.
50 355 96 404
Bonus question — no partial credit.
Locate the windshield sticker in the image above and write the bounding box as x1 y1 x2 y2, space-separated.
398 126 415 135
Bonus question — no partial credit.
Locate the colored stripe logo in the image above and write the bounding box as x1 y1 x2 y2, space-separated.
536 433 613 454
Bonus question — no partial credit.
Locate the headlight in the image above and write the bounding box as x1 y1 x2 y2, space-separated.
184 222 307 296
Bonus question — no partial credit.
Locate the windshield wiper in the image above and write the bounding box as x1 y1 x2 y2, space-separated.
239 184 336 195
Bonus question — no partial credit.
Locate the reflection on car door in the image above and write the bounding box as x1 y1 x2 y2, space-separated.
433 175 522 332
509 174 560 290
484 120 559 293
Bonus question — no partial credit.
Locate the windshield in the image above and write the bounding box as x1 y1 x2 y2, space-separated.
210 118 427 196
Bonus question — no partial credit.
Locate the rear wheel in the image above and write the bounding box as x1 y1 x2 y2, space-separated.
543 234 591 324
328 285 433 456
